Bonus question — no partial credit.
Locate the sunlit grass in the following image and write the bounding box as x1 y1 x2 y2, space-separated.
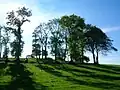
0 60 120 90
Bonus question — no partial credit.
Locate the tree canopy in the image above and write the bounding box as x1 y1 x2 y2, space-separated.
0 6 117 64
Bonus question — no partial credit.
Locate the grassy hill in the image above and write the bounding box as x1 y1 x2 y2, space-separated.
0 60 120 90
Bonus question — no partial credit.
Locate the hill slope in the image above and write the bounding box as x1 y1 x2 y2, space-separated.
0 63 120 90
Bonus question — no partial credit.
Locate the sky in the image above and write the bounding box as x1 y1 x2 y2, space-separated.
0 0 120 64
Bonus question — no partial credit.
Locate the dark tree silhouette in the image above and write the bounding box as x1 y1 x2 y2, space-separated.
85 24 117 64
60 14 86 63
32 28 41 59
2 26 11 63
35 23 49 59
0 26 3 58
6 7 32 63
48 19 64 60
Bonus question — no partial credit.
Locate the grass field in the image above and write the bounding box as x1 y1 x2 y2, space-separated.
0 59 120 90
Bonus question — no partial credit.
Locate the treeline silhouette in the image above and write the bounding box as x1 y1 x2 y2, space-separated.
0 6 117 64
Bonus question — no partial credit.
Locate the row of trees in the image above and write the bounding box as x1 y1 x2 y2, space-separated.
32 15 117 64
0 6 117 64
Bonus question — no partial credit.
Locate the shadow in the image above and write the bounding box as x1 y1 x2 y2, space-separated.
26 61 37 64
75 64 120 74
0 59 25 64
0 63 7 76
52 64 120 80
37 64 120 90
0 64 48 90
0 63 7 69
95 64 120 72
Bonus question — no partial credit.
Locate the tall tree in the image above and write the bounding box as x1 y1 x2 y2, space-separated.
6 7 32 63
60 14 85 63
36 23 49 59
58 22 69 60
49 19 64 60
32 29 41 59
0 26 2 58
35 23 45 59
2 26 10 63
43 23 50 59
85 24 117 64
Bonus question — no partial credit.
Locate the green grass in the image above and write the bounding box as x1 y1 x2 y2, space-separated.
0 60 120 90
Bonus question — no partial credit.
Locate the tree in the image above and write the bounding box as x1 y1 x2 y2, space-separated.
2 26 10 63
36 23 49 59
0 26 3 58
60 14 86 63
49 19 64 60
6 7 32 63
32 29 41 59
58 23 69 60
43 23 50 59
85 24 117 64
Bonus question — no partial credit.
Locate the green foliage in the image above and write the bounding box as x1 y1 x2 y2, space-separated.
0 26 3 58
6 7 32 61
32 23 50 60
85 24 117 64
2 6 117 65
32 42 41 57
49 19 65 60
60 14 86 62
6 7 32 27
2 26 11 61
10 40 24 57
32 29 40 57
36 23 49 59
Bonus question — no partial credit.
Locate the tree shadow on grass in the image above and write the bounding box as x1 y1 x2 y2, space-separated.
0 63 7 76
51 64 120 81
37 64 120 90
0 63 7 69
75 64 120 74
95 64 120 72
70 64 120 81
0 64 47 90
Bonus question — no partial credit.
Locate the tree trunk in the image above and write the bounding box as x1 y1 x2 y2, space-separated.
81 45 84 63
45 37 47 59
16 56 20 64
42 46 43 59
16 26 21 64
0 29 2 58
45 45 47 59
64 36 67 61
39 43 41 59
5 55 8 64
55 43 57 61
96 49 99 64
55 48 57 61
0 52 1 58
35 35 37 59
70 54 73 62
39 54 40 59
64 47 67 61
92 48 96 64
58 49 60 59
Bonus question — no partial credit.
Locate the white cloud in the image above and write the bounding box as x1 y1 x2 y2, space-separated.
102 26 120 33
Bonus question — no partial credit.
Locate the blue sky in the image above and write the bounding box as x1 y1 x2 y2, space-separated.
0 0 120 64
